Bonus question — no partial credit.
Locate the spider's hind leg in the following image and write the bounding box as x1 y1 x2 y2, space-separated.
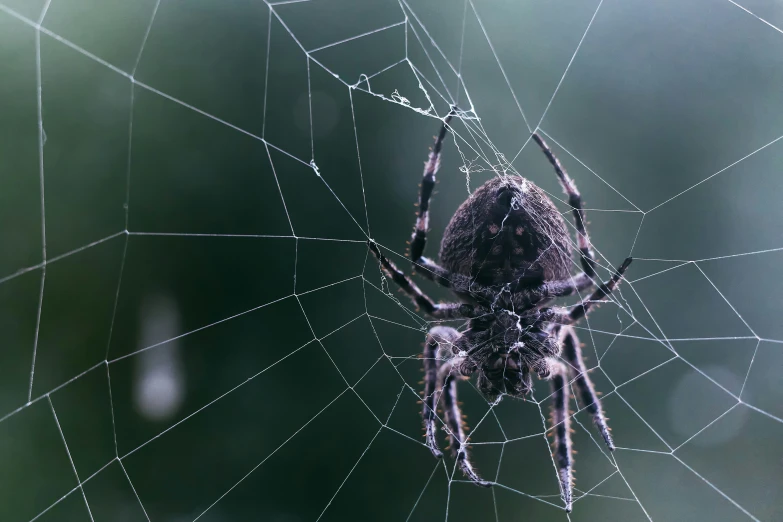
559 326 614 450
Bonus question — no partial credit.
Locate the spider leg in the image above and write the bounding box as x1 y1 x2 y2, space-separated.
503 272 599 313
368 241 474 319
410 108 457 263
416 256 594 312
437 357 491 487
545 257 632 325
423 327 463 458
414 256 459 288
530 273 595 301
558 326 614 450
545 358 574 513
568 257 632 323
414 256 487 302
532 132 596 278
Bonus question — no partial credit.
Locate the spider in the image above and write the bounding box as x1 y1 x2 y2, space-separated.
368 108 632 512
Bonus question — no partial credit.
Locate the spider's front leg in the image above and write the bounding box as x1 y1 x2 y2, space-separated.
423 326 459 458
423 327 490 486
437 356 491 487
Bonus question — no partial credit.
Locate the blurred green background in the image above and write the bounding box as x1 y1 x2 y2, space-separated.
1 0 783 520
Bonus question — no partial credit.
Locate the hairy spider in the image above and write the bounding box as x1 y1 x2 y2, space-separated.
368 109 632 512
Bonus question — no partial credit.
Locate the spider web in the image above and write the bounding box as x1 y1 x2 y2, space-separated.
1 0 782 520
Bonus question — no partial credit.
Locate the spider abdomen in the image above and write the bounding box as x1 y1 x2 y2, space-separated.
439 176 573 285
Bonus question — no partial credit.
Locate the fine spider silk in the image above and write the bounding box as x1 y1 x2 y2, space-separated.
368 108 632 512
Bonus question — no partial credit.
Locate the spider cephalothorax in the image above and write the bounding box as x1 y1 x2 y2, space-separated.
368 109 631 512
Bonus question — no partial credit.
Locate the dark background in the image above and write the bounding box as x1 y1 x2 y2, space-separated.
1 0 783 521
